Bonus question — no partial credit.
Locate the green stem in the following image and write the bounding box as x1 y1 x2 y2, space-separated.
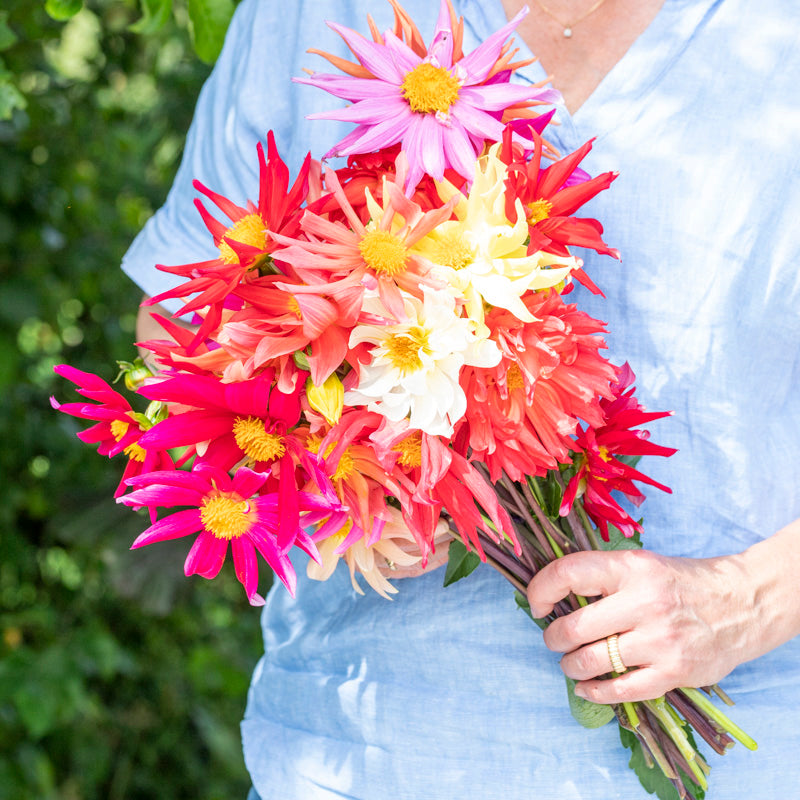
575 500 603 551
679 687 758 751
644 698 709 791
622 700 640 729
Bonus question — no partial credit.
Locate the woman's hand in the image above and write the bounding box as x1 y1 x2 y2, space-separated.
526 519 800 704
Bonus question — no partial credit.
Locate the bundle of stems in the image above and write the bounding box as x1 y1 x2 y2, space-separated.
470 468 757 800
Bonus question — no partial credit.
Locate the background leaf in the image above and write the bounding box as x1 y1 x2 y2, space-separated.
0 12 19 50
44 0 84 22
129 0 173 35
186 0 234 63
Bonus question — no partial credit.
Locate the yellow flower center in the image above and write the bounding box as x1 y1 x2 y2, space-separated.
506 363 525 392
287 296 302 318
306 435 355 482
218 213 268 265
232 416 285 462
526 199 553 225
392 431 423 469
110 418 146 462
384 326 430 374
401 62 460 114
200 494 253 540
429 230 475 270
359 229 409 277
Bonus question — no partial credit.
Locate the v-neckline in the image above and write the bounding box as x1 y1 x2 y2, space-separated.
454 0 722 150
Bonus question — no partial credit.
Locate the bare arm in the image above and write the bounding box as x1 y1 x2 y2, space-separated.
135 296 196 366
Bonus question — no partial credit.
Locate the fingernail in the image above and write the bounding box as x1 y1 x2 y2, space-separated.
574 685 588 699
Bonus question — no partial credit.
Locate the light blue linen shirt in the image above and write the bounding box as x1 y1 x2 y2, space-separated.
122 1 800 797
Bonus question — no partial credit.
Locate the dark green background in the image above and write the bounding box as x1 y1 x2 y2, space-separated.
0 2 266 798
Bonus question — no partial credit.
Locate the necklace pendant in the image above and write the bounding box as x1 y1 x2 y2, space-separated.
563 26 573 37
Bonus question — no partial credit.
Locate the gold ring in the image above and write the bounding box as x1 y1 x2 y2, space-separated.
606 633 627 674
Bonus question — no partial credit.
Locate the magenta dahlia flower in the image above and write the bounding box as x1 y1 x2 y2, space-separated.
51 364 173 500
297 0 560 190
121 463 344 602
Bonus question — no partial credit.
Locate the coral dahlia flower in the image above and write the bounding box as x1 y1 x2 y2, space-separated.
370 420 518 558
273 162 455 321
460 290 618 481
297 0 559 190
122 463 339 602
307 506 450 599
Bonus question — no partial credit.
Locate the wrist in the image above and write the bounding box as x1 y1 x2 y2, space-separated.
733 519 800 660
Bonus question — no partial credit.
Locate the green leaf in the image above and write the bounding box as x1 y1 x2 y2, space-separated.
186 0 235 63
0 78 26 120
130 0 173 35
44 0 84 22
599 523 643 552
443 539 481 587
619 727 706 800
0 12 19 51
529 474 563 519
565 677 615 728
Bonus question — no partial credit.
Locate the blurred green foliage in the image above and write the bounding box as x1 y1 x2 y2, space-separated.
1 2 263 798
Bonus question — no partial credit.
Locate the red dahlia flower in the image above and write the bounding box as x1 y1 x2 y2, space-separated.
501 127 619 294
559 363 678 540
145 132 311 349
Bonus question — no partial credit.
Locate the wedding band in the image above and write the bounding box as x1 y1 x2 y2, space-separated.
606 633 627 674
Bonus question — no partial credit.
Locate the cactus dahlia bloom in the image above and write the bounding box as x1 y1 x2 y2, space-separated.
415 144 580 325
297 0 559 190
145 132 311 349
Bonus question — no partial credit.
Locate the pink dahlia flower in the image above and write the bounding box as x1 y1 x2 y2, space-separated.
297 0 560 190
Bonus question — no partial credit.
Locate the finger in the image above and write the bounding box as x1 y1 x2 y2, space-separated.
542 592 640 653
574 667 675 705
560 631 644 682
527 551 629 617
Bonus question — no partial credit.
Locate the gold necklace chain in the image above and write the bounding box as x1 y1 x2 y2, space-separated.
533 0 611 38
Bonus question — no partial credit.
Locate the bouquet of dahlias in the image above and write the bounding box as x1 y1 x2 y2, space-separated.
52 2 756 798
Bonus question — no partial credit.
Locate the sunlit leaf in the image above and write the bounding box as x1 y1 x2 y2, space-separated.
0 12 19 51
0 77 26 119
44 0 84 22
187 0 234 63
130 0 173 35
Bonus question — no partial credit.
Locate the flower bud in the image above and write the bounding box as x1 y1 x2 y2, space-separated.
306 373 344 425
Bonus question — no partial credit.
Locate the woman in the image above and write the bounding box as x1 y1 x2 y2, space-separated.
128 0 800 796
